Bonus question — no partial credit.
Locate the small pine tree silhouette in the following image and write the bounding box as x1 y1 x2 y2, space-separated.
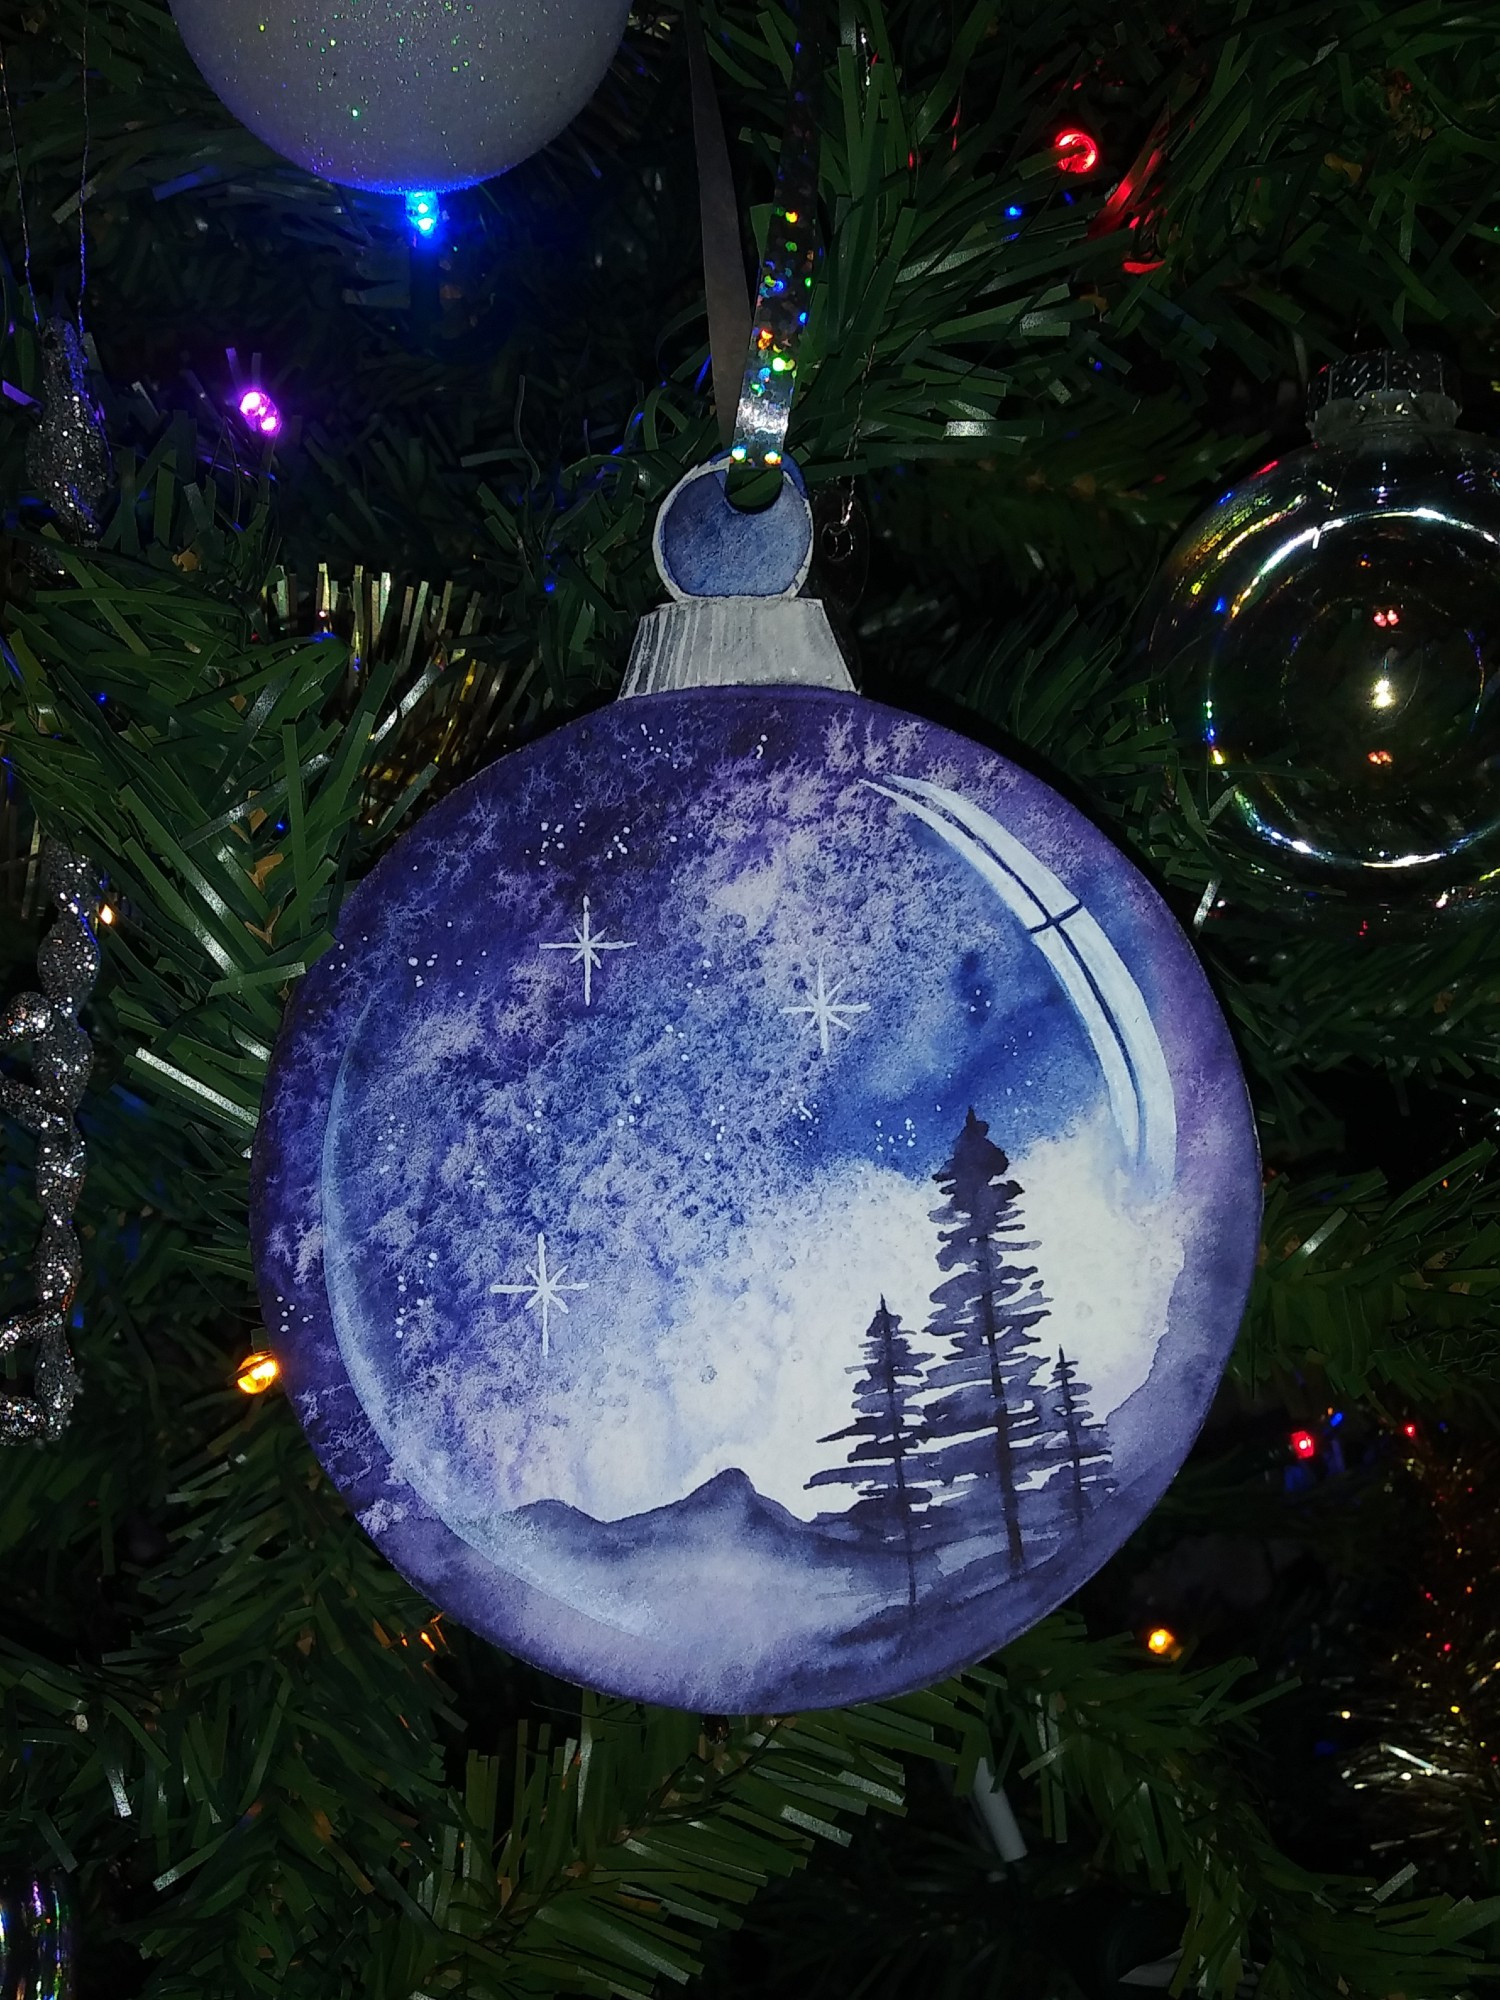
808 1297 930 1610
920 1108 1051 1577
1043 1345 1115 1532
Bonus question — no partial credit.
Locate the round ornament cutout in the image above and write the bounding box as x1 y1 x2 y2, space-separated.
253 688 1259 1711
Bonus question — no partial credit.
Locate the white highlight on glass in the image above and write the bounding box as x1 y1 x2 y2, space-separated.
865 774 1177 1189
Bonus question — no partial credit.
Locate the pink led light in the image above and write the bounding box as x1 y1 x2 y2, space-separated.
238 387 282 437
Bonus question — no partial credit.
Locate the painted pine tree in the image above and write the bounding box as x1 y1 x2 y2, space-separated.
807 1298 930 1611
1040 1345 1115 1534
920 1108 1051 1577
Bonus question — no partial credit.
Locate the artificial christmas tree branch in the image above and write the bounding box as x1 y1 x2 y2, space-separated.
3 405 1499 2000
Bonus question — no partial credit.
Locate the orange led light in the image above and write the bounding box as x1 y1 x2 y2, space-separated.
98 903 117 926
235 1350 281 1396
1146 1625 1176 1656
1368 750 1393 766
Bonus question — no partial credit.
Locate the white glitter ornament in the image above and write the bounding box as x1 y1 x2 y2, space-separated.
169 0 633 193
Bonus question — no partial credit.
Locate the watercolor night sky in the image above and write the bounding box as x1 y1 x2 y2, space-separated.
252 688 1261 1712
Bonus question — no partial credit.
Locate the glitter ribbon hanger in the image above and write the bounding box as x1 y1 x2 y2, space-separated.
723 2 824 492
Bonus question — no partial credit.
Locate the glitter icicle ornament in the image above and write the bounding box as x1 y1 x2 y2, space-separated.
26 318 109 546
0 846 98 1442
1 317 108 1445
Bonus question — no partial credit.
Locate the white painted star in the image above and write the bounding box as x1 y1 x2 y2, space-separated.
539 895 635 1005
782 957 870 1056
489 1232 588 1359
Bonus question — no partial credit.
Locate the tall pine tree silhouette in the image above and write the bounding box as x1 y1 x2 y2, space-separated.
808 1298 929 1611
1042 1346 1115 1533
921 1108 1050 1577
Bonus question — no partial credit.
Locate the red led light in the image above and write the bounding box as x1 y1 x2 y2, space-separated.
1373 607 1401 628
1054 128 1100 175
1290 1429 1317 1461
1403 1422 1419 1438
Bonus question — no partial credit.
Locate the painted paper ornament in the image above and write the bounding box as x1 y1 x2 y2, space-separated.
252 461 1260 1711
169 0 632 194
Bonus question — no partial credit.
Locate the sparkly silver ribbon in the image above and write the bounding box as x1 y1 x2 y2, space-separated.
0 843 99 1442
727 6 823 479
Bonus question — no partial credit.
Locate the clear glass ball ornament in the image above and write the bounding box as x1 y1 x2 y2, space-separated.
1143 353 1500 924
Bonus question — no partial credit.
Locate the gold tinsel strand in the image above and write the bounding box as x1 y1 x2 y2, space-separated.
255 562 533 821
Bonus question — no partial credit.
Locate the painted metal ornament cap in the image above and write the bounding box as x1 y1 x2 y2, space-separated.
252 688 1259 1710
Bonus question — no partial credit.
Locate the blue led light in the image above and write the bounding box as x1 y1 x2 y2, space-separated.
405 190 440 240
1329 1410 1344 1426
1005 204 1023 218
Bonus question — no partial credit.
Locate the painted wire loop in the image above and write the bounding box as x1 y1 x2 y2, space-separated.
0 843 99 1442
